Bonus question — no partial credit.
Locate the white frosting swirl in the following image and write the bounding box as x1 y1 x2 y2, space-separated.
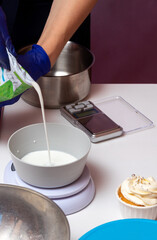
121 175 157 206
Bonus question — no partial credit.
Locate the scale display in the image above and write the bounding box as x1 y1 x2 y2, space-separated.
61 101 123 142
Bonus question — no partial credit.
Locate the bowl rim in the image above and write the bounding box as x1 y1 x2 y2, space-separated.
0 183 70 238
19 41 95 78
8 122 91 168
116 186 157 209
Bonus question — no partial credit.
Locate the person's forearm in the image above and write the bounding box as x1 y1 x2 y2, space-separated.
37 0 97 67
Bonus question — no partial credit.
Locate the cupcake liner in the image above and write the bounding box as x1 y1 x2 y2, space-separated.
116 187 157 220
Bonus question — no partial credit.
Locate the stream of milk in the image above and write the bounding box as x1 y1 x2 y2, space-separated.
31 80 52 165
21 80 76 167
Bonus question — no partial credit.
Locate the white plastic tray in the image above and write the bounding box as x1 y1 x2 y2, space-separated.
94 96 153 134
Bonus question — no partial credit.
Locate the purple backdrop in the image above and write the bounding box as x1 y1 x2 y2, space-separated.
91 0 157 83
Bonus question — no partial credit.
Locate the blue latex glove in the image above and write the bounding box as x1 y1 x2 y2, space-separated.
0 7 16 70
0 7 19 107
17 44 51 82
0 7 51 107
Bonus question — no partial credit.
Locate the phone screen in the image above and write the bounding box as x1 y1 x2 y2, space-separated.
78 113 120 134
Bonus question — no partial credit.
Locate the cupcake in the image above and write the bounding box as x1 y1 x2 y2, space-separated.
116 174 157 219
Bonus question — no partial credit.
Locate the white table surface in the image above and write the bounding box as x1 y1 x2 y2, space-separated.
1 84 157 239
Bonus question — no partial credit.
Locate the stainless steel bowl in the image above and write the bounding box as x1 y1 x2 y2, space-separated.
0 184 70 239
20 41 94 108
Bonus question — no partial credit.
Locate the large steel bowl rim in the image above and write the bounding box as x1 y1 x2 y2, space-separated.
19 41 95 78
0 184 70 239
0 183 65 212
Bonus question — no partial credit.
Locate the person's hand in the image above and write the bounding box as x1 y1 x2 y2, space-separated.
0 7 51 107
17 44 51 82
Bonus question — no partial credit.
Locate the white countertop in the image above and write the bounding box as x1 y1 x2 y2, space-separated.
1 84 157 239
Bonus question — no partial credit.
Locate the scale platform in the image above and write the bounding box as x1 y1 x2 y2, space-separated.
3 161 95 215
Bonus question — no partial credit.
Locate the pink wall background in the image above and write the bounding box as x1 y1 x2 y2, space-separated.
91 0 157 83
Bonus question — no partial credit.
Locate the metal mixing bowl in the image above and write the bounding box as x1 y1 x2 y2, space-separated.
0 184 70 239
20 41 94 108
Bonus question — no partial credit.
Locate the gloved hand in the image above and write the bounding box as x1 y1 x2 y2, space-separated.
0 7 19 107
0 6 16 70
0 7 51 107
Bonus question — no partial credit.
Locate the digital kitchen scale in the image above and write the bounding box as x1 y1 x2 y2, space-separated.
3 161 95 215
60 96 153 142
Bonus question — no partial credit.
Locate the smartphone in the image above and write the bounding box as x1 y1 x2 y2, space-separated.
60 101 123 142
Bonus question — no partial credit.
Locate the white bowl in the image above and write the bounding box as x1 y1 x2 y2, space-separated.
116 186 157 220
8 123 91 188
